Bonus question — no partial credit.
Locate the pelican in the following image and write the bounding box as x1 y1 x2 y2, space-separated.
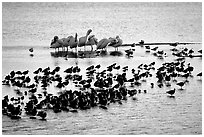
78 29 92 51
109 36 123 51
67 33 78 52
50 36 64 52
96 37 115 51
86 35 98 51
61 37 70 52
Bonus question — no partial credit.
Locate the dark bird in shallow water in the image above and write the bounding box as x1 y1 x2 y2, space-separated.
166 88 176 96
37 110 47 120
29 48 33 52
198 49 202 54
197 72 202 79
176 81 186 89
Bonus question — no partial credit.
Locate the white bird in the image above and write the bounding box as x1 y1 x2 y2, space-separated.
50 36 64 52
86 35 98 51
66 33 78 52
96 37 115 51
78 29 92 51
108 35 123 51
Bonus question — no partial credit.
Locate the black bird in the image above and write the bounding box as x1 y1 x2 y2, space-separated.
198 49 202 54
29 48 33 52
176 81 186 89
197 72 202 79
139 40 144 45
95 64 101 69
114 65 120 70
86 65 94 71
10 71 15 78
145 45 150 49
170 42 178 47
64 67 73 73
166 88 176 96
150 83 154 88
22 70 29 75
37 110 47 120
125 49 133 56
151 46 158 51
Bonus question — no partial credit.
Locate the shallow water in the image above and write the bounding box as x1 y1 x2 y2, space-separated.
2 2 202 135
2 44 202 135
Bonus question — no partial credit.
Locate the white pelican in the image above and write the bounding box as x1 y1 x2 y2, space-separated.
96 37 115 51
50 36 64 52
78 29 92 51
68 33 78 52
109 36 123 51
86 35 98 51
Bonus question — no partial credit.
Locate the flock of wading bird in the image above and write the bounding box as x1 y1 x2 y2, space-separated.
50 29 123 54
2 29 202 121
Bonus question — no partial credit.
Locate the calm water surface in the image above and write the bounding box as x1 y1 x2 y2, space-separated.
2 2 202 135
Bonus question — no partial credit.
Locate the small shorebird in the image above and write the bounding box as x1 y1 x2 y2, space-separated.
197 72 202 79
166 88 176 96
29 48 33 52
176 81 186 89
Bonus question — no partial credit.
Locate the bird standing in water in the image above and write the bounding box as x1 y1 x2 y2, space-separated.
176 81 186 90
86 35 98 51
50 36 64 52
197 72 202 79
78 29 92 51
96 37 115 51
29 48 34 56
29 48 33 52
66 33 78 53
109 35 123 51
166 88 176 96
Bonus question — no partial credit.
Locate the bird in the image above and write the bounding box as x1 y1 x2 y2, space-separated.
29 48 33 52
96 37 115 51
86 35 98 51
37 110 47 120
188 48 194 55
139 40 144 45
169 42 178 47
78 29 92 51
67 33 78 52
108 36 123 51
197 72 202 79
150 83 154 88
198 49 202 54
145 46 150 49
95 64 101 69
151 46 158 51
176 81 186 89
125 49 133 56
50 36 64 52
166 88 176 96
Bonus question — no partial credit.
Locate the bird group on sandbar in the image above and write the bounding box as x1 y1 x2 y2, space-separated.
50 29 123 55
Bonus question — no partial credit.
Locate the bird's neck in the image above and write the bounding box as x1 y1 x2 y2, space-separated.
75 34 78 42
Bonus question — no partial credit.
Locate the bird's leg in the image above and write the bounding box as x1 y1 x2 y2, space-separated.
91 45 93 51
76 47 78 58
